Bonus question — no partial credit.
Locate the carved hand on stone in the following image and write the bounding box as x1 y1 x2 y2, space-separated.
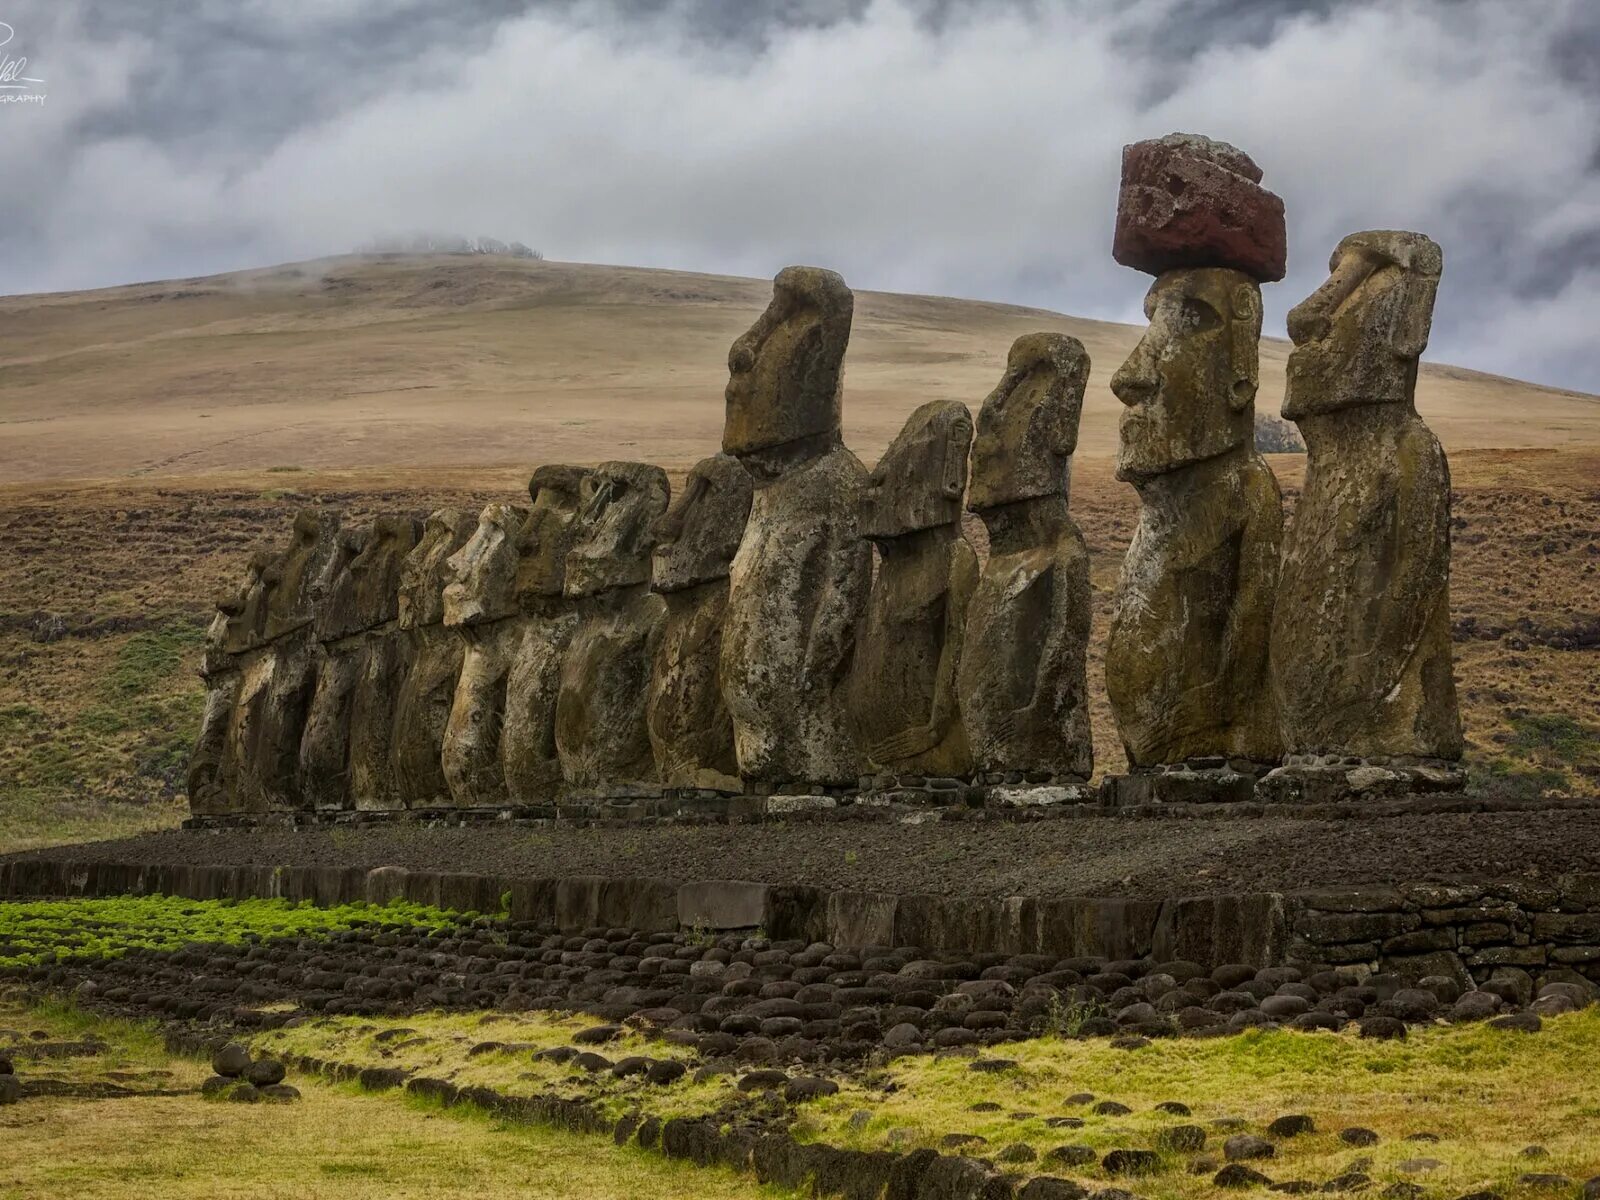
870 724 942 765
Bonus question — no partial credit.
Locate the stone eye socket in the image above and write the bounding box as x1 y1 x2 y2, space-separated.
1182 298 1222 332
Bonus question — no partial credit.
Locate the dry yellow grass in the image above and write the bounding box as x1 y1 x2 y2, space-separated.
1 254 1594 485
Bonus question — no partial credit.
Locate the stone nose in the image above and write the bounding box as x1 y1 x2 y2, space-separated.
1110 344 1158 406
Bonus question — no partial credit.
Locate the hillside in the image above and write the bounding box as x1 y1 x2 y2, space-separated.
1 255 1595 484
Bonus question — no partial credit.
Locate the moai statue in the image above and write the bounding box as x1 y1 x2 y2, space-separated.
501 465 592 806
851 401 979 788
440 502 529 808
720 266 871 793
297 524 370 811
186 552 269 817
647 454 753 793
390 508 475 808
1104 134 1285 804
957 335 1095 798
228 508 343 812
1264 231 1463 799
555 462 670 798
344 515 422 810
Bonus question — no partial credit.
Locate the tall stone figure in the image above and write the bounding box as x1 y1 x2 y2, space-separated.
390 508 475 808
186 552 269 816
1104 134 1285 803
298 523 371 810
957 334 1095 793
440 502 530 808
852 401 979 786
555 462 670 798
344 515 422 810
501 465 592 806
720 266 871 791
1265 231 1463 798
227 508 343 812
647 454 753 793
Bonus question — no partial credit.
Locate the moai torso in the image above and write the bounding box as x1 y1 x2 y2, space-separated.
500 465 590 805
719 266 870 788
440 502 529 808
1104 269 1283 768
344 515 422 810
228 508 343 812
299 525 370 811
957 334 1094 783
1271 231 1462 762
852 401 978 782
647 454 753 792
554 462 669 796
390 508 474 808
186 552 268 816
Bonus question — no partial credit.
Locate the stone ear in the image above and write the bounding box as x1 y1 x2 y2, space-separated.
1229 284 1261 410
1389 269 1439 360
942 429 969 499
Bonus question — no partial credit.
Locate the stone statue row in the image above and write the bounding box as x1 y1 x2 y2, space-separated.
188 134 1463 815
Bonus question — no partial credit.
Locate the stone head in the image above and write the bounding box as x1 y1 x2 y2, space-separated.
313 524 372 643
218 549 273 657
443 503 530 627
398 508 475 630
862 400 974 539
348 514 422 631
1284 230 1442 419
651 453 753 593
968 333 1088 511
263 508 343 642
512 465 591 604
1112 268 1262 482
723 265 853 461
564 461 671 599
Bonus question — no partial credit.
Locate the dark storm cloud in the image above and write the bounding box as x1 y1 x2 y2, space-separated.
2 0 1597 390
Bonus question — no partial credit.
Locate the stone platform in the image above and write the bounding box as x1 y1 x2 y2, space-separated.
7 801 1600 991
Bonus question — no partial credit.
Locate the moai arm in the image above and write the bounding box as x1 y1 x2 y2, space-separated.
801 529 870 695
1220 466 1283 737
869 539 979 764
1011 530 1091 757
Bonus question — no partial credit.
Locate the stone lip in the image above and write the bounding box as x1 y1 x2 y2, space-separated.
1113 133 1287 282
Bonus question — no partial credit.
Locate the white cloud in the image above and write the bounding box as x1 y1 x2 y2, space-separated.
5 0 1598 390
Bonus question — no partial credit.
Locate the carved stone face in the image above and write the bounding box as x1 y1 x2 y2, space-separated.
442 503 528 627
652 454 753 593
723 266 853 457
220 550 273 656
398 508 474 630
263 508 342 642
348 515 421 631
862 401 973 539
1112 268 1262 483
513 465 591 603
314 525 371 642
968 333 1088 511
1284 230 1442 419
564 461 671 599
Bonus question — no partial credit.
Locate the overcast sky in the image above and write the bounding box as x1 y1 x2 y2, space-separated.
4 0 1598 391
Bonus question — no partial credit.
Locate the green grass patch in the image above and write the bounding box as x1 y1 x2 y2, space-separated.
0 894 463 968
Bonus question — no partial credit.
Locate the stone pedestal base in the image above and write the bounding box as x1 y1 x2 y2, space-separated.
984 780 1096 808
1257 757 1466 804
1100 761 1272 807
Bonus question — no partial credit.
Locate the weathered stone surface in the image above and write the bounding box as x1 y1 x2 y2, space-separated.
227 509 343 812
555 462 670 795
958 334 1094 781
187 555 267 815
1269 231 1462 766
1106 268 1282 769
298 524 371 811
1113 133 1287 282
721 267 870 787
391 509 475 807
501 467 591 805
852 401 978 777
345 517 423 811
648 454 753 791
440 503 529 807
